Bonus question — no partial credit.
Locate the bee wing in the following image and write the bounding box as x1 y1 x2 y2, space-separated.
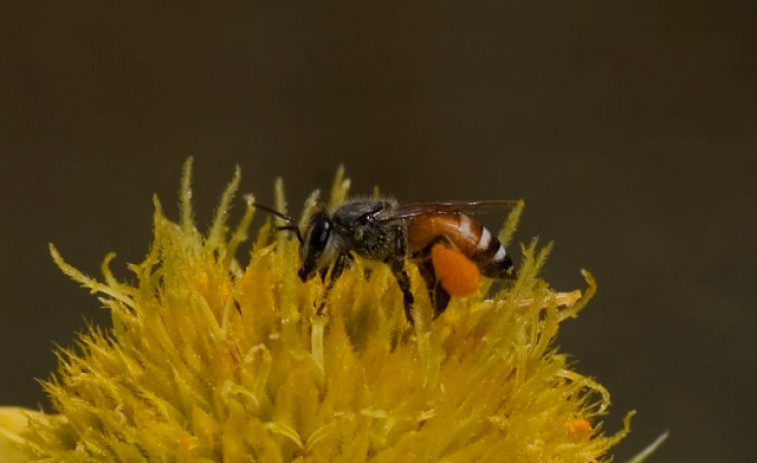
373 200 520 222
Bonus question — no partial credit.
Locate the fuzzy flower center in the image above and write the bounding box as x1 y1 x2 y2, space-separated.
1 160 631 463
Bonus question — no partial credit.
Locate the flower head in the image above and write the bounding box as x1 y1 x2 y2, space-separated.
1 160 631 462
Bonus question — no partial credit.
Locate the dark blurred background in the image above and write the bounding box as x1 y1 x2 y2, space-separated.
1 1 755 461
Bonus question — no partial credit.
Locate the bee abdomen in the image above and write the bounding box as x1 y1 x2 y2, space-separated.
470 227 515 279
408 215 515 279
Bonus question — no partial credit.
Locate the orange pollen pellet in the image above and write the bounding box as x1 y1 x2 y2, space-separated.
565 418 592 436
431 243 481 296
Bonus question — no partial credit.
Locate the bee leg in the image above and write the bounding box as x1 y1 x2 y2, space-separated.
390 265 414 325
414 236 454 316
387 226 415 324
417 257 451 317
316 252 350 316
331 252 351 281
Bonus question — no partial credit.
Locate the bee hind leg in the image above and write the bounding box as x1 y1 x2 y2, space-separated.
412 236 453 317
417 257 451 317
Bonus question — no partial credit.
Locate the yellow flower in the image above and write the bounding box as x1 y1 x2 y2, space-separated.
1 159 632 462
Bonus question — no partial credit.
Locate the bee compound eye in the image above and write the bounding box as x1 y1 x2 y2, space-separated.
299 213 332 282
309 214 332 250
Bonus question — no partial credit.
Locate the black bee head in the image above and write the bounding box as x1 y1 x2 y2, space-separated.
298 212 333 282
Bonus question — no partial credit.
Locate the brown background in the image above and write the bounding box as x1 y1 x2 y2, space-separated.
1 1 755 461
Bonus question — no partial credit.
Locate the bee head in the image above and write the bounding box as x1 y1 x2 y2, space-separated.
298 212 335 282
252 203 338 283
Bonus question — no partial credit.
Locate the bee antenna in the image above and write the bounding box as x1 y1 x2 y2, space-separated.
252 203 303 244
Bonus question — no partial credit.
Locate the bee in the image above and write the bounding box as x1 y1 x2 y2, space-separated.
256 198 517 324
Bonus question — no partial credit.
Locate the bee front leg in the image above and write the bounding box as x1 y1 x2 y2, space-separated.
330 251 352 281
316 252 351 316
388 226 415 325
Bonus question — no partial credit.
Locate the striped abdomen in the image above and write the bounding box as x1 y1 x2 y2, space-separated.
407 214 515 279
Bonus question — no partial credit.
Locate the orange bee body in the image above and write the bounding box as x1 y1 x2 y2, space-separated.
408 215 483 255
408 214 515 280
406 212 516 312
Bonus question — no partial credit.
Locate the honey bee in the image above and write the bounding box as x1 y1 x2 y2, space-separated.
256 198 517 324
